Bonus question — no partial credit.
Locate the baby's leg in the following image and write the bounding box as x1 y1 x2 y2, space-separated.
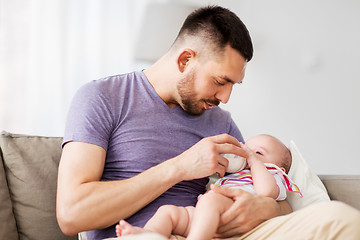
187 192 234 240
116 205 193 238
144 204 195 237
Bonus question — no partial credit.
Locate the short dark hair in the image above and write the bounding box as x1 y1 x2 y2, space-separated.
175 5 253 61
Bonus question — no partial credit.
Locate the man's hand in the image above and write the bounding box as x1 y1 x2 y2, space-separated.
171 134 246 181
211 184 291 238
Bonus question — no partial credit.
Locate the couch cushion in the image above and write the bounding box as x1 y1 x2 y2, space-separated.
0 144 19 240
0 131 77 240
319 175 360 210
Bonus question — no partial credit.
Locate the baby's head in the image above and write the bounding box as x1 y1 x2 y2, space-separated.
245 134 291 173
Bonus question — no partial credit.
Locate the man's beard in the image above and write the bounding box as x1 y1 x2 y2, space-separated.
177 70 220 116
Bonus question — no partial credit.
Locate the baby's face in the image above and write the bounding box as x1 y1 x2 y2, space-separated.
245 135 286 168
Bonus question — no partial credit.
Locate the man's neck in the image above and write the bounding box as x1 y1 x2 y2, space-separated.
143 57 180 108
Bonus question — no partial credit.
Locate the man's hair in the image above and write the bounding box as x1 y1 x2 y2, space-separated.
175 5 253 61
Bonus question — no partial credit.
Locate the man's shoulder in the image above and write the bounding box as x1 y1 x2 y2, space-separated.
92 71 143 87
79 71 144 95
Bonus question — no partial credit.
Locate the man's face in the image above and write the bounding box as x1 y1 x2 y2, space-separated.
177 45 247 115
177 69 220 115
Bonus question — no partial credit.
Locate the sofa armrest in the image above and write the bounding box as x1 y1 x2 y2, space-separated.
319 175 360 210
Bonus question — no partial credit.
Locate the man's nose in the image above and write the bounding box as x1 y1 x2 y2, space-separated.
215 85 233 104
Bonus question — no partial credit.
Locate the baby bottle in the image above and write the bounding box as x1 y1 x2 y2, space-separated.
222 154 247 173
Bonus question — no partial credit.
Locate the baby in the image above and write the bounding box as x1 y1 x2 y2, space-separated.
115 134 302 240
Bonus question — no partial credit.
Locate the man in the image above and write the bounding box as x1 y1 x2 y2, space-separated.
56 5 360 240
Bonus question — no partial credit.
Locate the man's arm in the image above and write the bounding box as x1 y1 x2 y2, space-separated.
211 185 292 238
56 141 184 235
56 134 245 236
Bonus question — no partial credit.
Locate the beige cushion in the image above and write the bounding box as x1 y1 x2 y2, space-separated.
0 144 19 240
0 131 77 240
319 175 360 210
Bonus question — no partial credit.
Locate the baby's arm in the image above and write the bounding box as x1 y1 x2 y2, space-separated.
241 143 279 199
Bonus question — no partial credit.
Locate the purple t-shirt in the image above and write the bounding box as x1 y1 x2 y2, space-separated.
63 71 244 239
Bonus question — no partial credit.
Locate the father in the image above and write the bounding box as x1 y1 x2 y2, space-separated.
56 5 359 240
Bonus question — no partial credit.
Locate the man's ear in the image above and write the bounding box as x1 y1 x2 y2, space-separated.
177 48 195 73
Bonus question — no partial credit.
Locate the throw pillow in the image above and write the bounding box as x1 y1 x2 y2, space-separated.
287 140 330 211
0 131 77 240
0 146 19 239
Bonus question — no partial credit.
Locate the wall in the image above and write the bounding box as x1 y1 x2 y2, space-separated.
1 0 359 175
219 0 360 174
0 0 147 136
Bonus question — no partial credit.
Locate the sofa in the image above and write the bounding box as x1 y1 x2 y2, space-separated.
1 131 359 240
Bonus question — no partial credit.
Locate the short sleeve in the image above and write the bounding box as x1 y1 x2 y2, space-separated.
274 173 287 201
62 81 115 151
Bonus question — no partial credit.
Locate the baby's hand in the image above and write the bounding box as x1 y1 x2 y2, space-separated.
239 143 261 167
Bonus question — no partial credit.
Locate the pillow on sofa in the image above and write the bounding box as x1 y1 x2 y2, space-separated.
0 146 19 240
0 131 77 240
287 140 330 211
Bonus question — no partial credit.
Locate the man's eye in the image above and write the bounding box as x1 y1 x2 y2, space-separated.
216 81 226 86
256 151 263 156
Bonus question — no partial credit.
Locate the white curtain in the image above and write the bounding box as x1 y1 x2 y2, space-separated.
0 0 148 136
